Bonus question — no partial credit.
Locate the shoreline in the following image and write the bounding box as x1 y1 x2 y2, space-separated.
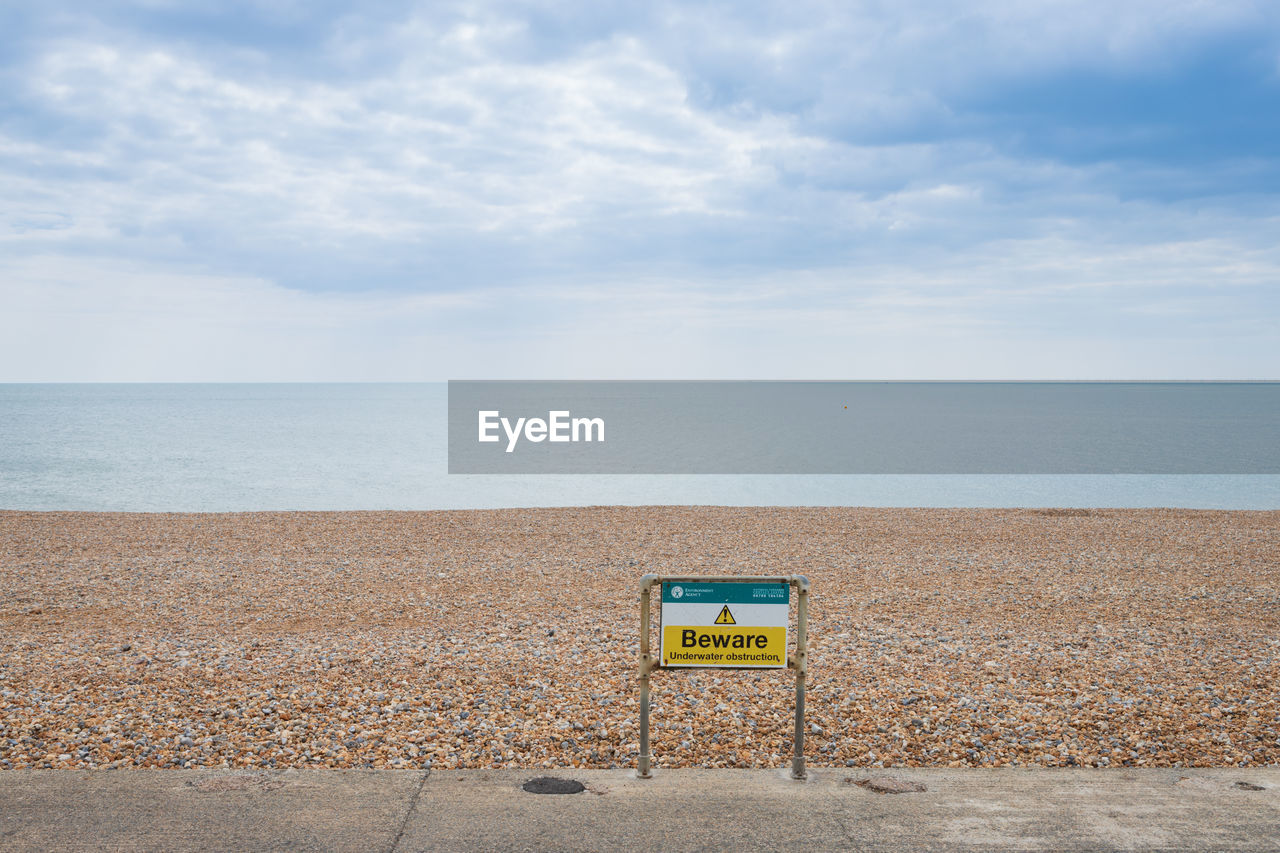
2 507 1277 771
5 501 1280 514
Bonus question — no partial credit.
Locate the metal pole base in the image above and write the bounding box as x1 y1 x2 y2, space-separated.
638 756 652 779
790 756 807 780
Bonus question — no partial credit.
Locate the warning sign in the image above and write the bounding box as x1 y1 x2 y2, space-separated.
660 581 789 668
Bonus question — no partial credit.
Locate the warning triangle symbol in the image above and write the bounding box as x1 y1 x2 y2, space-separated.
714 605 736 625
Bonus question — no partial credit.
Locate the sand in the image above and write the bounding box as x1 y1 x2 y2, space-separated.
1 507 1277 771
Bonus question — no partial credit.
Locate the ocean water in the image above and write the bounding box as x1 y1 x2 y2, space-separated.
1 383 1277 511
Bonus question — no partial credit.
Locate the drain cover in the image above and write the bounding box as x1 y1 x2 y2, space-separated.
522 776 585 794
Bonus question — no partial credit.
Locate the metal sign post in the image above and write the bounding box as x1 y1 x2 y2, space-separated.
637 574 810 780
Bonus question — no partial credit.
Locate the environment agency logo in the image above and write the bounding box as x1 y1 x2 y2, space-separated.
671 586 683 598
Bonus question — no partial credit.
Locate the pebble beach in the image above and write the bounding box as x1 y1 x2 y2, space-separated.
1 507 1277 772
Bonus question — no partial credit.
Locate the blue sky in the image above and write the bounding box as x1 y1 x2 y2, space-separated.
2 1 1278 380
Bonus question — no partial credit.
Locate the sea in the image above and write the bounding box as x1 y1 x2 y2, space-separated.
1 383 1277 511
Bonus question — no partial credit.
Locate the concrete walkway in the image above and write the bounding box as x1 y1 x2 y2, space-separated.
1 768 1276 851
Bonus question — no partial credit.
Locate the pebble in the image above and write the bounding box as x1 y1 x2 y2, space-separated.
1 507 1276 771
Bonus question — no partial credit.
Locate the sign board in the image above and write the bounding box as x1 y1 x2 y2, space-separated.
660 580 789 668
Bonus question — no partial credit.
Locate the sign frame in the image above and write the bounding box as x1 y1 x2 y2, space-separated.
636 574 810 780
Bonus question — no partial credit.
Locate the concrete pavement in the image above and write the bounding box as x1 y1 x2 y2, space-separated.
1 768 1277 851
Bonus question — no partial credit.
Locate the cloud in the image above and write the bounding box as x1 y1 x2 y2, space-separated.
1 1 1278 378
3 233 1275 380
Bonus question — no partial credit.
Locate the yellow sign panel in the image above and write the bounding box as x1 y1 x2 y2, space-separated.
661 625 787 667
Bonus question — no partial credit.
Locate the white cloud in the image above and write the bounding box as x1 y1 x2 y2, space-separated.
1 1 1277 379
4 227 1275 381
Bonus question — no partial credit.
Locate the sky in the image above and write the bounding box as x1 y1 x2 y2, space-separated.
2 0 1278 380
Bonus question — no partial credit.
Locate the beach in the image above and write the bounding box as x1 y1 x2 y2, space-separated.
1 507 1276 771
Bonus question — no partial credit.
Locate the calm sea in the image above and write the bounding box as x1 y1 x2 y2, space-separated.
1 383 1277 511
